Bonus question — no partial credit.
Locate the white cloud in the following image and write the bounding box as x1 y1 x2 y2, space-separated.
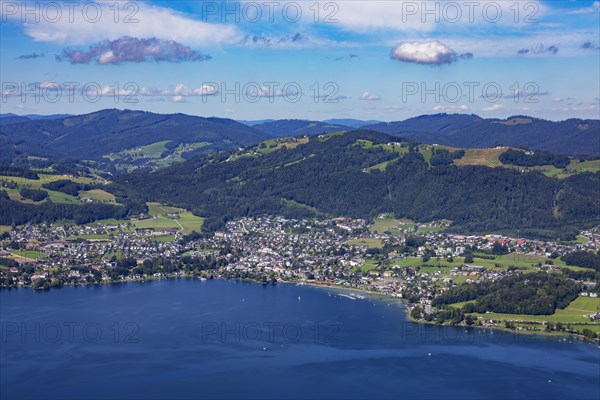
561 1 600 15
359 91 381 101
433 105 469 112
171 96 187 103
390 40 472 65
482 104 504 112
140 84 218 98
2 1 240 46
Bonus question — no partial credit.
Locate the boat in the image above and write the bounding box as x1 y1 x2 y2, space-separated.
338 294 357 300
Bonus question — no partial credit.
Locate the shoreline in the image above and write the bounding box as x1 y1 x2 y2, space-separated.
292 280 600 344
2 275 598 344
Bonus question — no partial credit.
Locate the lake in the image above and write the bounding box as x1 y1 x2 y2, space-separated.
1 279 598 399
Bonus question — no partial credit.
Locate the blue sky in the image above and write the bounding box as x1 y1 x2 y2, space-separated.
1 0 599 121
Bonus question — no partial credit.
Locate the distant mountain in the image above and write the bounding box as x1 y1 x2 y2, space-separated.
237 119 276 127
323 119 382 128
252 119 350 136
364 114 600 156
0 113 73 126
0 115 31 126
0 109 270 163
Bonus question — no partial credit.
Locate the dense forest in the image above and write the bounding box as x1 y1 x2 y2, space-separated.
18 188 48 202
432 272 582 315
42 180 92 196
499 149 571 168
117 130 600 238
561 251 600 271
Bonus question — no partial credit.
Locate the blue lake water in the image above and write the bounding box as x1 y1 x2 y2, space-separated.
1 279 599 399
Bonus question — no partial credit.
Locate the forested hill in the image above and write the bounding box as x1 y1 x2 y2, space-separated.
0 109 269 164
251 119 350 136
364 114 600 156
117 130 600 239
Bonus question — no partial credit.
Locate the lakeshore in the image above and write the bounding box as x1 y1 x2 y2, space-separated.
5 274 597 344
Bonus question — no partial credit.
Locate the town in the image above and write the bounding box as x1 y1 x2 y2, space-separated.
1 213 598 339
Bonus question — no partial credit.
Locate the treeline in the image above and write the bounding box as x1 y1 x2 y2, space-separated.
107 256 224 279
118 130 600 238
0 190 146 225
42 180 92 196
18 188 48 202
499 149 571 168
429 148 465 166
0 167 39 180
561 251 600 271
432 272 581 315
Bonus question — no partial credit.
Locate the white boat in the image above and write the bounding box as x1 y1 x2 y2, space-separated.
338 294 357 300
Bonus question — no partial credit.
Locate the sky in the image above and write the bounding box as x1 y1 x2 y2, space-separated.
0 0 599 121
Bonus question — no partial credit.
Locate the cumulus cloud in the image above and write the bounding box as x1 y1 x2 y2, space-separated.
16 52 44 59
359 91 381 101
57 37 211 65
390 40 472 65
517 44 559 55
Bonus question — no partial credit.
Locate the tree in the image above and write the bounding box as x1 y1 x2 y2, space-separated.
492 241 509 255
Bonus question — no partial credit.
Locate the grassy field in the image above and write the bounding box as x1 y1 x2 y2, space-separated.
1 173 109 205
318 131 346 141
258 137 309 154
71 234 112 240
345 238 384 249
449 147 600 178
574 235 589 244
471 296 600 324
360 259 379 272
79 189 117 202
88 202 204 235
390 252 571 272
10 250 48 260
454 148 507 168
416 225 447 234
369 217 416 234
567 159 600 174
106 140 170 161
153 235 176 242
370 217 400 233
